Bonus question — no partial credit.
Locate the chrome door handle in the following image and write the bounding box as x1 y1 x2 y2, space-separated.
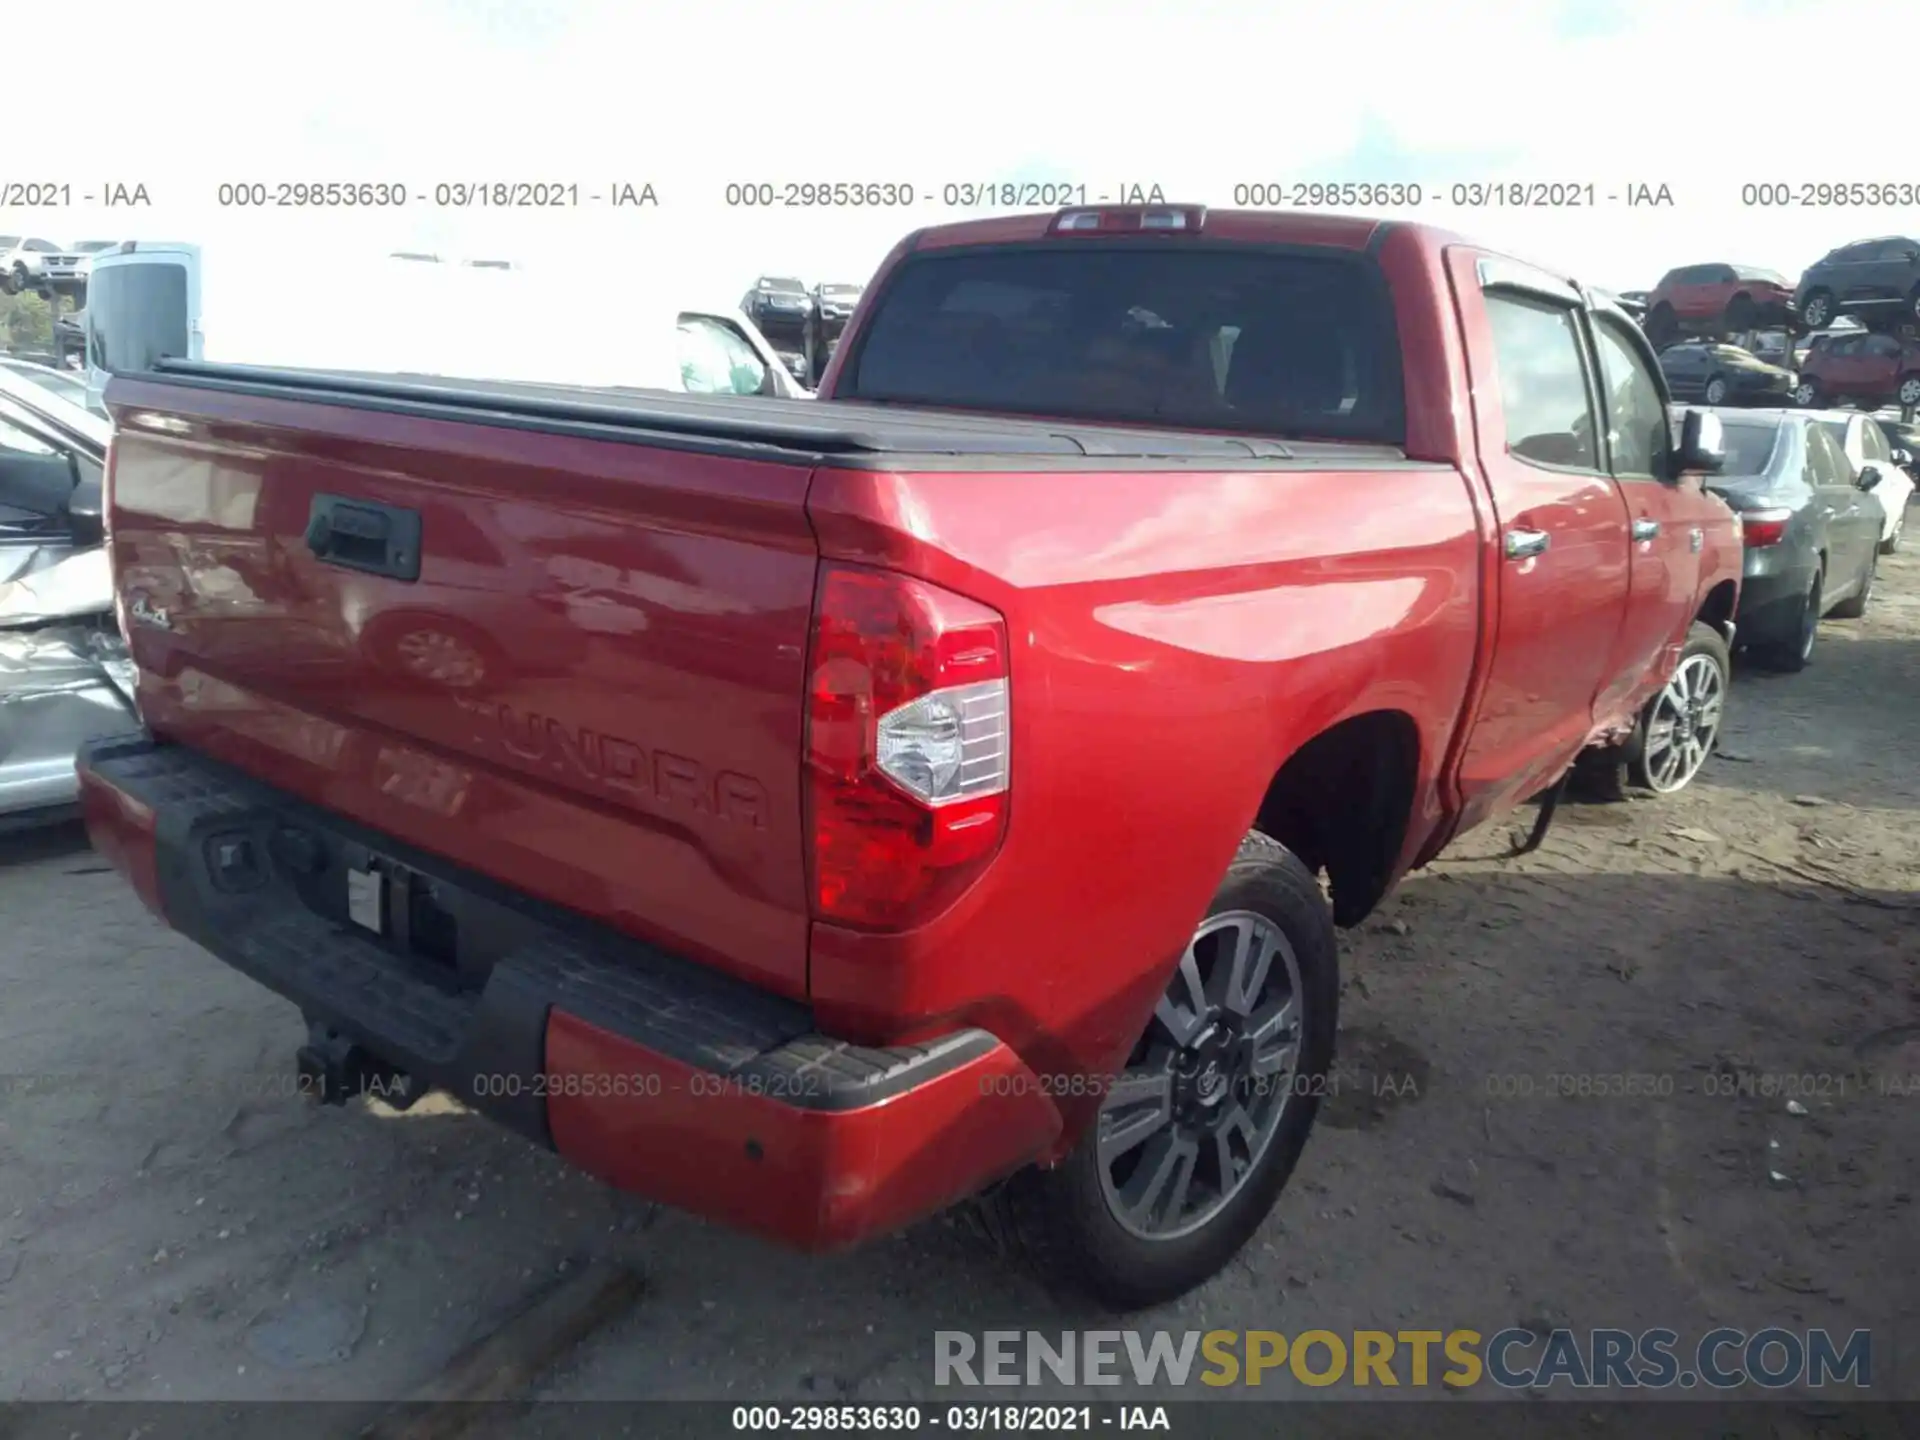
1631 518 1661 541
1689 527 1704 553
1505 528 1551 560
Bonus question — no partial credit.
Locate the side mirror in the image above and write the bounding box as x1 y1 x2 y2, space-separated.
1858 466 1882 492
1676 408 1726 476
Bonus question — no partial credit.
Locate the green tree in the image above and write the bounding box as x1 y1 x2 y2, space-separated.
0 291 63 350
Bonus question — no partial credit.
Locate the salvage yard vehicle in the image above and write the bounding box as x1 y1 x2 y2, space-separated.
1813 409 1915 553
1657 340 1799 407
1643 262 1796 348
0 372 136 831
1691 407 1885 672
1791 330 1920 413
79 205 1741 1308
1794 236 1920 331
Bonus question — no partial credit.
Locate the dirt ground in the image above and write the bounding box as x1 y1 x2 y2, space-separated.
2 522 1916 1426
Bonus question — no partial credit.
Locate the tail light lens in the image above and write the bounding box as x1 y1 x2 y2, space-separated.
806 564 1010 930
1742 508 1791 547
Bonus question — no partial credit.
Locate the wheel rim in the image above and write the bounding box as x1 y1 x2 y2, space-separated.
1793 383 1815 406
1900 379 1920 406
1097 910 1304 1241
1641 652 1726 793
396 628 485 686
1706 380 1727 403
1805 296 1830 327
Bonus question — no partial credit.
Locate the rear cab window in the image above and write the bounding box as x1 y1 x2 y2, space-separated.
837 244 1406 444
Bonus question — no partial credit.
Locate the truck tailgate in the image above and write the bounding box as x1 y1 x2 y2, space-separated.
104 376 818 997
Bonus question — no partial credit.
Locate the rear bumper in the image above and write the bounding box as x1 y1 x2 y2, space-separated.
1735 553 1816 646
75 735 1061 1250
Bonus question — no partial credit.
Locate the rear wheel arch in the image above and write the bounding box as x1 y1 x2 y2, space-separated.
1252 710 1419 929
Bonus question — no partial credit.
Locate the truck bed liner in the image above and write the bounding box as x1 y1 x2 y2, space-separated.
127 358 1413 468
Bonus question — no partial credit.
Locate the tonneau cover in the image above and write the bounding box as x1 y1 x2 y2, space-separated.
122 358 1411 464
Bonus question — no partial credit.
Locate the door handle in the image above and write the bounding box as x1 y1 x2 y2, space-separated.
1631 518 1661 541
1689 527 1704 553
1504 528 1551 560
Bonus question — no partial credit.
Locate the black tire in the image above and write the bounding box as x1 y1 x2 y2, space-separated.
1757 572 1822 673
981 832 1338 1311
1567 745 1631 803
0 266 17 297
1791 378 1820 408
1830 551 1874 618
1725 295 1756 335
1881 513 1904 556
1646 305 1679 349
1625 621 1731 794
1704 374 1730 405
1800 290 1835 329
1909 285 1920 326
1897 374 1920 411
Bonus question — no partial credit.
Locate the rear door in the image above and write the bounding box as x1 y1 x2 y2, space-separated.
1448 251 1634 813
1587 312 1702 725
1806 421 1874 588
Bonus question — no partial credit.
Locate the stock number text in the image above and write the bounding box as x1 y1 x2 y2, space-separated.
1742 181 1919 208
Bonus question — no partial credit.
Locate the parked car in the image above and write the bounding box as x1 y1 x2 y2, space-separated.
80 205 1740 1310
0 357 94 412
65 240 120 283
1794 236 1920 331
1686 408 1882 672
0 370 134 831
1793 316 1864 367
741 275 812 342
1809 409 1915 551
1643 264 1795 347
1657 341 1797 407
1791 331 1920 413
804 282 863 383
0 238 91 296
1874 418 1920 480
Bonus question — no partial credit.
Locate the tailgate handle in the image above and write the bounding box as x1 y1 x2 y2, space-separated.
305 494 422 582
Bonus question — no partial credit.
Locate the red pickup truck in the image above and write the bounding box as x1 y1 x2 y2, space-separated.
79 206 1740 1309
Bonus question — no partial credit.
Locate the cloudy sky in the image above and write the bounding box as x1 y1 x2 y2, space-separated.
7 0 1911 297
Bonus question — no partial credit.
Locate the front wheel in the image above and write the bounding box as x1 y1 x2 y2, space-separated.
1897 374 1920 410
989 833 1337 1311
1792 379 1819 407
1800 290 1835 329
1626 622 1731 794
1704 375 1730 405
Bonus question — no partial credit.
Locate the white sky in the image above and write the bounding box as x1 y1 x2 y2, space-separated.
5 0 1914 297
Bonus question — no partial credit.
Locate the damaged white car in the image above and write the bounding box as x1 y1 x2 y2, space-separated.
0 372 138 833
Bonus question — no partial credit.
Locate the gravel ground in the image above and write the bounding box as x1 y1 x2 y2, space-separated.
1 513 1915 1427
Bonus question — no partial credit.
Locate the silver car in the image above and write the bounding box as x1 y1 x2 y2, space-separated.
0 371 138 832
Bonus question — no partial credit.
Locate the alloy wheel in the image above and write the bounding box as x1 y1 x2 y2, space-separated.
1096 911 1305 1242
1792 381 1816 406
1899 377 1920 407
1705 379 1728 404
1640 652 1726 793
1803 295 1832 328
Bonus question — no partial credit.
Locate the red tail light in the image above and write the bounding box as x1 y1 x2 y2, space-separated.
806 564 1011 930
1742 508 1791 547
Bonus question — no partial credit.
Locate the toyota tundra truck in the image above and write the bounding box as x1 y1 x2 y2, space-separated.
78 205 1740 1309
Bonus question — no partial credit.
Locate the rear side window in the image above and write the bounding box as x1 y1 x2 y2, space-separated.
841 245 1406 443
86 261 190 374
1484 293 1598 470
1806 423 1852 485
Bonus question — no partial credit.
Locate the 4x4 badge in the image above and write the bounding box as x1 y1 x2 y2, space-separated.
128 593 174 631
